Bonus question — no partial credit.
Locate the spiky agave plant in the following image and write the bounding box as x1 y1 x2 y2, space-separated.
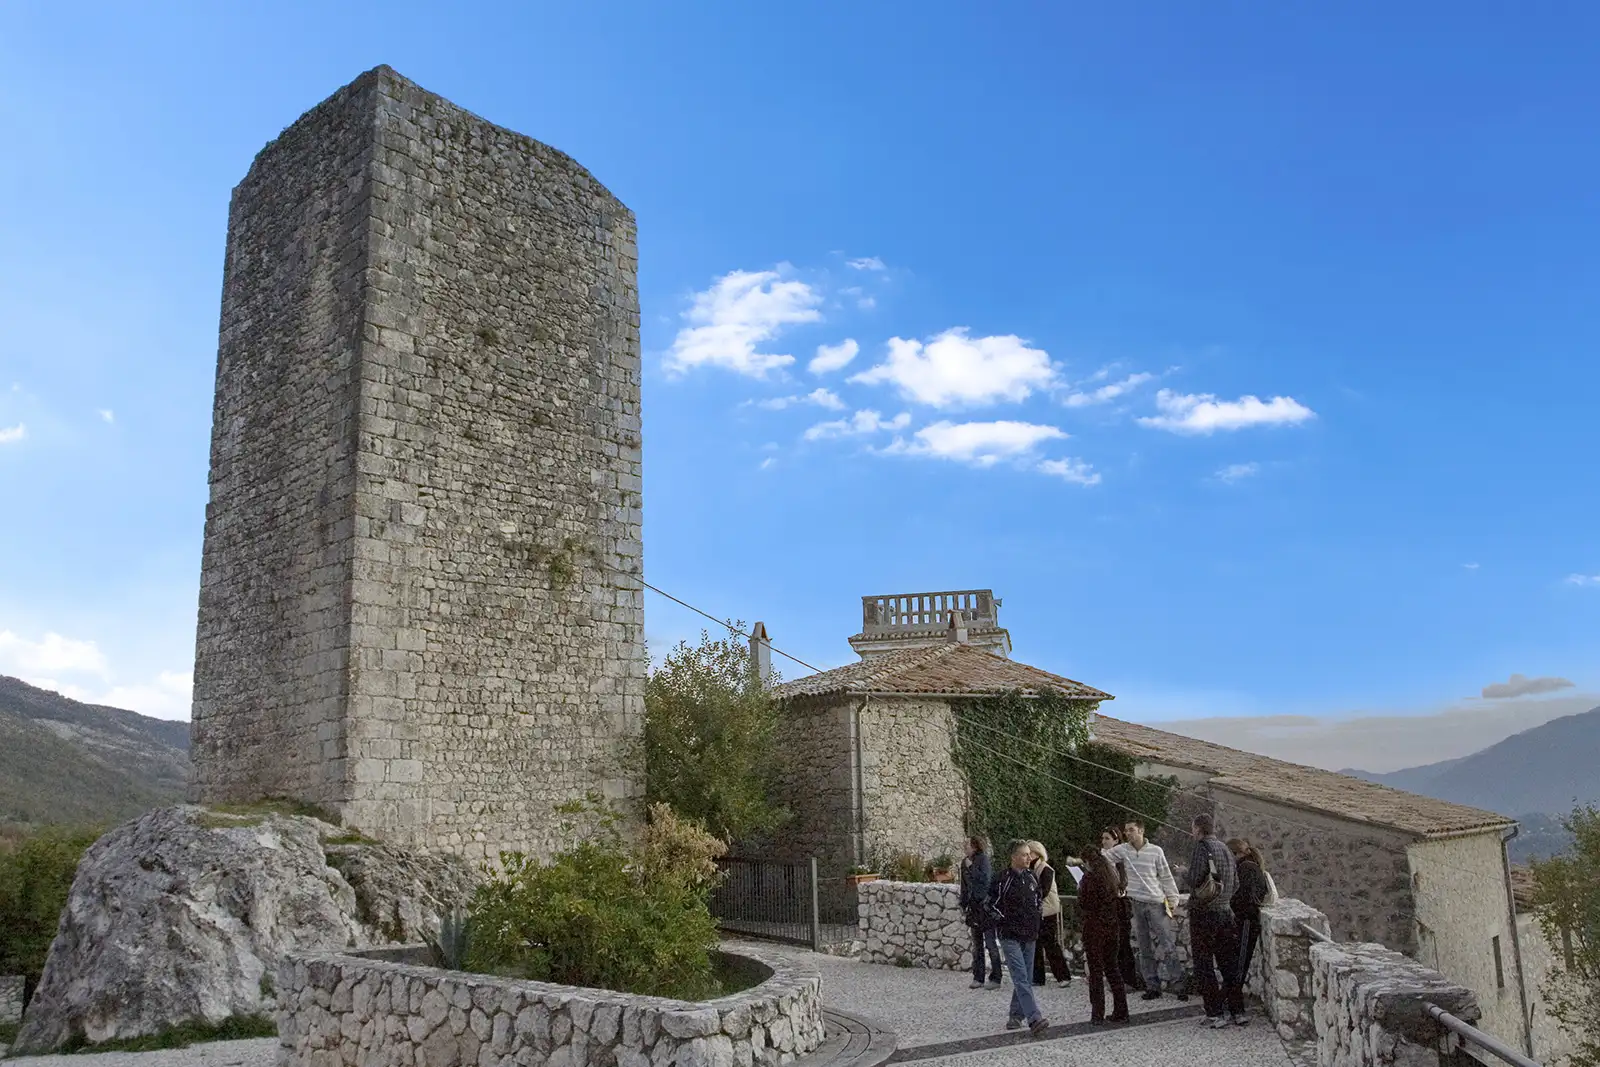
426 906 472 971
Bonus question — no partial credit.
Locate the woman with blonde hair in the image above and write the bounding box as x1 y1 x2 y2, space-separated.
1027 840 1072 986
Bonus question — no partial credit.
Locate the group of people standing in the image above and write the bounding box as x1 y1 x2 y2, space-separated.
957 813 1276 1035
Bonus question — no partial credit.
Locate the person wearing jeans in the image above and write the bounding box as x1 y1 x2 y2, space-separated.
1187 814 1247 1027
1110 820 1186 999
991 840 1050 1037
959 835 1003 988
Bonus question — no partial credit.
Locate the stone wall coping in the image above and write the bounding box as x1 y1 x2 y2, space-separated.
1261 898 1332 938
282 942 819 1013
1311 939 1482 1043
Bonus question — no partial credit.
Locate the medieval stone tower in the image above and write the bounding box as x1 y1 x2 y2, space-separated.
189 66 646 862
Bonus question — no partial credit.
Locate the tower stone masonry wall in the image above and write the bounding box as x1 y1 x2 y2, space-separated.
190 65 646 862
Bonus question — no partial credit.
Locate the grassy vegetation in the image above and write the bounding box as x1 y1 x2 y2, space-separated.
0 1021 19 1047
58 1014 278 1054
0 824 101 1000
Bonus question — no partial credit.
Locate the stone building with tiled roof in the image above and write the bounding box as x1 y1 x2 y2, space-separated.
761 589 1534 1053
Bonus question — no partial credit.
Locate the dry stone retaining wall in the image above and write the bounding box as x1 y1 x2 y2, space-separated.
276 946 823 1067
1310 939 1481 1067
855 880 1192 980
1250 898 1332 1044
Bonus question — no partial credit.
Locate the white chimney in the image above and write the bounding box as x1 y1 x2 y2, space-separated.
750 621 773 687
946 612 969 646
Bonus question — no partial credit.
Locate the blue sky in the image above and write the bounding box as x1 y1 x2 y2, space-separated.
1 3 1597 767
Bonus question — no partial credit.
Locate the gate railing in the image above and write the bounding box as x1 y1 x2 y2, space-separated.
708 857 857 950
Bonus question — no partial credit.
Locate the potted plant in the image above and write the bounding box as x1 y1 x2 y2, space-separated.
846 863 880 887
886 851 926 883
929 853 956 883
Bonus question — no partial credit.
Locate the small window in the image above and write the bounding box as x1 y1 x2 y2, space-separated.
1492 935 1505 989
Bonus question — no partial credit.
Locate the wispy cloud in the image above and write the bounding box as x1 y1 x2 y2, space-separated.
1481 673 1574 699
1462 562 1480 571
1215 462 1261 484
1038 457 1102 486
751 388 845 412
0 423 25 445
0 629 109 676
846 256 886 271
758 457 776 471
1063 371 1154 408
809 339 860 375
851 328 1056 408
803 409 911 441
881 419 1066 468
98 409 114 423
1139 389 1315 434
1567 573 1600 587
664 268 822 378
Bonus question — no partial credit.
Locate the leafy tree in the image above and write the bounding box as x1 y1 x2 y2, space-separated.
466 798 727 999
1532 804 1600 1067
0 824 102 998
643 624 788 844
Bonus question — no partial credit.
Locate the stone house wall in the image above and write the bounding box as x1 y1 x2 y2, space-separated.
276 945 824 1067
1517 909 1577 1067
1406 831 1527 1052
191 66 646 863
1203 786 1420 953
767 696 859 878
856 699 968 868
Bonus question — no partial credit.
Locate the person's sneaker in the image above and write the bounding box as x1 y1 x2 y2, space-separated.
1089 1016 1105 1026
1057 978 1072 987
1140 990 1162 1001
1109 1012 1130 1024
1207 1016 1231 1030
970 980 985 989
1029 1018 1050 1038
1006 1018 1023 1031
987 979 1003 989
1232 1013 1250 1027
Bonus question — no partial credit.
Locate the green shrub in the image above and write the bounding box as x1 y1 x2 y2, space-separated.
465 798 727 1000
0 824 101 998
886 851 926 883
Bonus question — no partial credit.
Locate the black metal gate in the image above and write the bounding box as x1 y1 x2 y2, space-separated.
709 857 855 949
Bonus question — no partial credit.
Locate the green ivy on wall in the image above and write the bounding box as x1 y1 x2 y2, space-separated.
950 690 1175 876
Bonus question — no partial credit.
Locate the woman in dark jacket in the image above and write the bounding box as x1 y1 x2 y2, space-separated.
959 835 1003 988
1228 838 1271 982
1100 826 1143 992
1077 839 1130 1023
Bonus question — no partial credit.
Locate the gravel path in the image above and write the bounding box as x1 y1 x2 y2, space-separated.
4 1039 277 1067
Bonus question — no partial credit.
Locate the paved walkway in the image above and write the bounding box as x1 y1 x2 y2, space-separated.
733 942 1294 1067
4 945 1293 1067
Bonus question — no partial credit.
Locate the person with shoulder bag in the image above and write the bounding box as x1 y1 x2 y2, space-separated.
1186 814 1247 1029
1027 841 1072 987
993 841 1050 1037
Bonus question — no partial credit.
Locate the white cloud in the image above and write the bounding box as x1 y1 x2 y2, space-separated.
1216 462 1261 484
1462 562 1480 571
882 420 1066 467
753 388 845 411
0 629 110 677
1038 457 1102 486
1567 574 1600 587
1481 673 1574 699
847 256 886 271
803 410 911 441
759 457 776 471
1063 372 1154 408
1138 389 1316 434
857 295 877 310
0 423 25 444
98 409 114 423
664 268 822 378
809 339 860 375
850 328 1056 408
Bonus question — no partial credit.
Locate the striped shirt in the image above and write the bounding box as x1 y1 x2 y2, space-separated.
1109 841 1179 904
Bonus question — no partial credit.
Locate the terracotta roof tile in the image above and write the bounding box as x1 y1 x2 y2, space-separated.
1090 715 1515 840
772 643 1113 702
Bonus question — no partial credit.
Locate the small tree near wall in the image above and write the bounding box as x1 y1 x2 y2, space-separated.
1531 803 1600 1067
643 624 789 845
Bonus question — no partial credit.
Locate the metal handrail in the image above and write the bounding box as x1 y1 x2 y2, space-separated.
1299 922 1331 941
1427 1005 1542 1067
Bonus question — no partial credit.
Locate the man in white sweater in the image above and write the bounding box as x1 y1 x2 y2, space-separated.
1111 819 1187 1001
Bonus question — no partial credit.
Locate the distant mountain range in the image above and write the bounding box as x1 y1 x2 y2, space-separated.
1343 705 1600 863
0 674 190 828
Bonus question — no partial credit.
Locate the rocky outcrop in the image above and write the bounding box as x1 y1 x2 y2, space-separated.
12 805 475 1053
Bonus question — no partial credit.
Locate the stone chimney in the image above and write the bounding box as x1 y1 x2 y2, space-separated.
946 612 969 646
750 622 773 687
